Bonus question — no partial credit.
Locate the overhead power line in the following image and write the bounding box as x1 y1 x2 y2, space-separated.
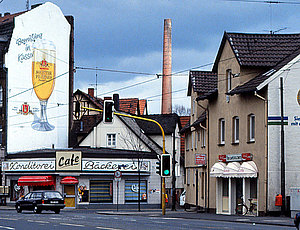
76 66 156 76
223 0 300 4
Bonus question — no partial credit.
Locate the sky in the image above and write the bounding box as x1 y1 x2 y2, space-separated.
1 0 300 114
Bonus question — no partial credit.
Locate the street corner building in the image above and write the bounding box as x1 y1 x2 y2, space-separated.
181 31 300 216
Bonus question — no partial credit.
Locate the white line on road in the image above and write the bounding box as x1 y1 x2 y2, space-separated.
60 223 85 227
96 227 123 230
0 218 18 221
0 226 15 230
27 220 49 224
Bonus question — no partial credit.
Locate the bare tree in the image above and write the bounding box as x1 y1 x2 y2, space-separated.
173 104 190 116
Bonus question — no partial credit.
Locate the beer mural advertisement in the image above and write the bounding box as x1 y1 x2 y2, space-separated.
5 3 70 153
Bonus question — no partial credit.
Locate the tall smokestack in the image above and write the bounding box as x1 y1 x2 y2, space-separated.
161 19 172 114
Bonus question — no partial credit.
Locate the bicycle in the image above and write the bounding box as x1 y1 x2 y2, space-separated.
235 196 257 216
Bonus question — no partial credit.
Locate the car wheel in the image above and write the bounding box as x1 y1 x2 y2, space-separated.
33 205 41 214
16 204 22 213
54 209 60 214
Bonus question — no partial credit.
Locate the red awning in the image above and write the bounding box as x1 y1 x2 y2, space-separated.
60 176 79 184
18 176 55 186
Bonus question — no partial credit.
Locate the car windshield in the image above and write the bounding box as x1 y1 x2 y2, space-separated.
44 192 63 199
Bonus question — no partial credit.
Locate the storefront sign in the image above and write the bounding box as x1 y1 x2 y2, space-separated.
56 151 82 171
1 160 55 171
219 153 253 162
195 154 206 166
82 160 150 172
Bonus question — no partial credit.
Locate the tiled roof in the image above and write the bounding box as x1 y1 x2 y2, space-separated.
135 113 180 135
196 89 218 101
214 32 300 71
179 112 206 134
119 98 139 114
228 47 300 95
188 71 217 95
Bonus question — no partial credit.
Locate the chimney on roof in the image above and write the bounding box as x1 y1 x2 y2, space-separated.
113 94 120 111
88 88 94 98
161 19 172 114
4 12 10 16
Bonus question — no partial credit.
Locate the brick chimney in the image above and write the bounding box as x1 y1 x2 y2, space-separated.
161 19 172 114
88 88 94 98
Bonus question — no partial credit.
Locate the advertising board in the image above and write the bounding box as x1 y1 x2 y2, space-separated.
5 3 70 153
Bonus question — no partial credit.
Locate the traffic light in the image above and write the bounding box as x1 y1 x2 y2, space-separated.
161 154 172 177
103 100 114 123
156 161 161 175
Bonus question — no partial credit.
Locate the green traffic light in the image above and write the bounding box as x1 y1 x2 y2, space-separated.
163 169 170 175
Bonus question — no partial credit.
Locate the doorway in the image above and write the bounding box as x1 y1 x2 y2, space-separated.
64 185 76 208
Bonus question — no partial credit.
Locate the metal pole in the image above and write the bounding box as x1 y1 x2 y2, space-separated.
117 181 119 212
138 156 141 212
280 77 285 215
172 131 176 211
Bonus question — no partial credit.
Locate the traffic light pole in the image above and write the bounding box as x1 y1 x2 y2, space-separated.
82 106 167 215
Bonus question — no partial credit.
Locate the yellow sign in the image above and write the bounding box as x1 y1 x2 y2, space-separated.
56 151 81 171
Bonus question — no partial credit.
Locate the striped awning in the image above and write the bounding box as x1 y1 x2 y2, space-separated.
18 176 55 186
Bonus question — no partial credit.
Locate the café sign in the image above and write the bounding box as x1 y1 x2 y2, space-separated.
219 153 253 162
56 151 81 171
2 160 55 171
82 160 150 172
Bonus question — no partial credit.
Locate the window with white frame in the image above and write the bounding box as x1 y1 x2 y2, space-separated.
249 114 255 142
191 132 194 150
227 69 232 92
233 116 239 143
193 99 196 115
195 131 198 149
107 133 116 147
185 134 189 150
219 118 225 145
201 128 206 148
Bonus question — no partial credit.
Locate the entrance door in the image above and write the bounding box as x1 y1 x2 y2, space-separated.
64 185 76 208
236 178 243 208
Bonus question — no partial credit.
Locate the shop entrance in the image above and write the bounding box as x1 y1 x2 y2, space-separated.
64 185 76 208
235 178 243 208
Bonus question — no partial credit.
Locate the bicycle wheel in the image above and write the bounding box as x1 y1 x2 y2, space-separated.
236 204 248 215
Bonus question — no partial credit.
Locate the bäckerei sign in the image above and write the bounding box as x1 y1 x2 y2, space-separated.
82 160 150 172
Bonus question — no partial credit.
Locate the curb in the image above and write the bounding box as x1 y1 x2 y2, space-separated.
96 211 294 227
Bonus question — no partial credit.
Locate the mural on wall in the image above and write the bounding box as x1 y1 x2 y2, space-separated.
5 3 70 153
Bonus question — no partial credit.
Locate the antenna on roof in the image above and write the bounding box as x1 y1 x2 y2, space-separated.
26 0 30 10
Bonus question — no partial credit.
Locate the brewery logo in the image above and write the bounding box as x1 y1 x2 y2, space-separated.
17 102 33 115
40 59 49 69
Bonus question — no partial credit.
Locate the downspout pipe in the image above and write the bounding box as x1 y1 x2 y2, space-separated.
254 91 268 215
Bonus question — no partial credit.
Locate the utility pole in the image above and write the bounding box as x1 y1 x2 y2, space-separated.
280 77 285 215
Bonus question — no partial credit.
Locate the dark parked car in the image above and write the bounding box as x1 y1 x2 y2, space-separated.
15 191 65 214
295 212 300 229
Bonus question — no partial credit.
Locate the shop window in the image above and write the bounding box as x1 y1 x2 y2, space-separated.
219 118 225 145
125 180 147 202
90 180 113 203
10 180 24 201
250 178 257 199
233 116 239 144
248 114 255 142
107 134 116 148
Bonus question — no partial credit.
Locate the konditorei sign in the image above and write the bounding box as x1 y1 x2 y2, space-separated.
56 151 82 171
2 160 55 171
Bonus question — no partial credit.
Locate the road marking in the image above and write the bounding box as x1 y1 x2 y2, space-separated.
96 227 123 230
27 220 49 224
0 226 15 230
60 223 85 227
0 218 18 221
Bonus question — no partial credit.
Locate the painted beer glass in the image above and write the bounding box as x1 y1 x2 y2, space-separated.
32 39 56 131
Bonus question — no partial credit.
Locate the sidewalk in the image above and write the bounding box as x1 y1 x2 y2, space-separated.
96 209 295 227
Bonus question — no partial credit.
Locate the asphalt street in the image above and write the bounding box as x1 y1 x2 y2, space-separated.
0 209 296 230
